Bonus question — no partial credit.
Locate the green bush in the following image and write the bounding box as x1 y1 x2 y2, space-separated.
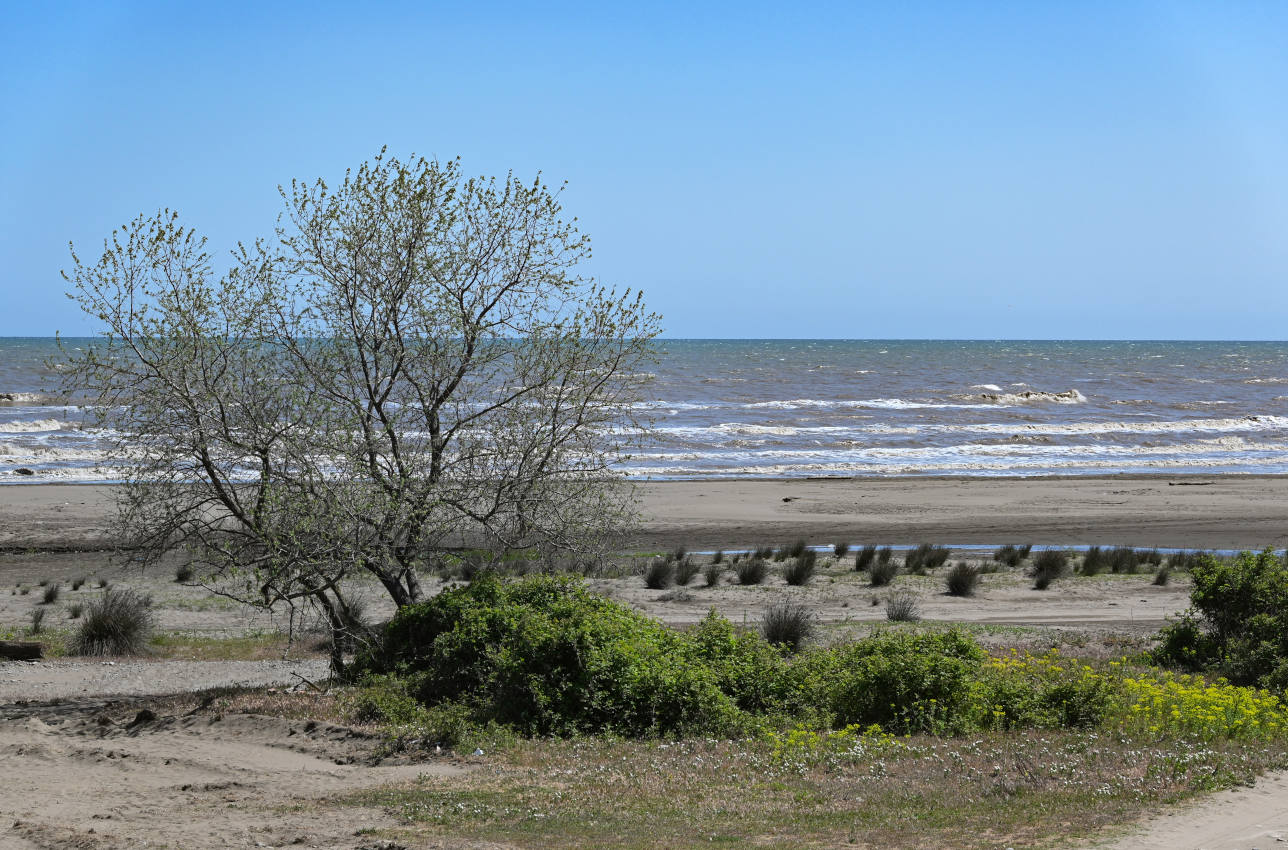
797 630 987 735
362 575 746 737
1152 549 1288 689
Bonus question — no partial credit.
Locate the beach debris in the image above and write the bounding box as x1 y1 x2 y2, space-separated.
13 468 33 476
0 641 42 661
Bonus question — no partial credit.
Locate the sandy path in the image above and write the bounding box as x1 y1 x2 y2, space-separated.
1088 772 1288 849
0 707 464 850
0 659 330 703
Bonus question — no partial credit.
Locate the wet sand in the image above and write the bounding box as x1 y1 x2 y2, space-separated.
4 475 1288 552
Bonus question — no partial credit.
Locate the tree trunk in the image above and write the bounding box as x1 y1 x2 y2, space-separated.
0 641 42 661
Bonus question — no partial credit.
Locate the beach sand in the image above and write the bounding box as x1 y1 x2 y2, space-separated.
5 474 1288 552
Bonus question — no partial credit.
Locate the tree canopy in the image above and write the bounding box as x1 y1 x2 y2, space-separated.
62 152 660 667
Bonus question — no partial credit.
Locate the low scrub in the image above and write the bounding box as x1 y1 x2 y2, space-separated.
993 544 1028 568
71 587 155 656
885 591 921 622
945 562 980 597
735 558 768 586
1108 546 1139 574
673 558 699 587
1153 548 1288 689
40 583 60 605
703 561 722 587
905 544 951 574
1080 546 1106 576
761 602 814 652
782 551 817 586
644 559 675 590
833 542 850 559
854 544 877 571
869 557 899 587
356 574 1288 744
1030 549 1070 590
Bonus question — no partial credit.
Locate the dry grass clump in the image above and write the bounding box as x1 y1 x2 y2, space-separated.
869 556 899 587
1108 546 1140 574
1080 546 1106 575
40 583 60 605
761 601 815 652
29 607 46 634
1152 566 1170 586
945 562 980 597
71 576 86 591
854 544 877 571
993 544 1031 568
753 544 775 561
644 559 675 590
1031 549 1070 590
711 550 724 565
703 561 723 587
667 546 688 563
782 551 817 586
674 558 699 587
885 590 921 621
905 544 951 574
70 587 156 656
736 558 768 586
833 542 850 559
67 602 84 619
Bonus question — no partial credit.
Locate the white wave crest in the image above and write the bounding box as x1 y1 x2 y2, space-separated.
970 384 1002 392
978 389 1086 405
0 418 76 433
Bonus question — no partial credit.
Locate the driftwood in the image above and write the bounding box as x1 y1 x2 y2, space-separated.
0 641 42 661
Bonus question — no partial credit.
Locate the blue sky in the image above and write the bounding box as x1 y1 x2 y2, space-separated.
2 1 1287 338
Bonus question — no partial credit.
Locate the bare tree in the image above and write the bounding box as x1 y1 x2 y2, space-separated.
60 152 660 670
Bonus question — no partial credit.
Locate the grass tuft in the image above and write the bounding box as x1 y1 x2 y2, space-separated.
855 544 877 571
1031 549 1070 590
869 556 899 587
761 601 815 652
945 561 981 597
735 558 768 586
674 558 699 587
833 541 850 559
885 590 921 621
782 551 817 586
703 561 722 588
175 563 194 583
70 587 156 656
644 559 675 590
40 583 60 605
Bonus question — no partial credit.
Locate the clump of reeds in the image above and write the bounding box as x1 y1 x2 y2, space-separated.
885 591 921 622
774 539 808 562
711 550 724 565
783 551 817 586
667 545 688 563
905 543 951 574
877 546 894 566
761 602 815 652
703 561 722 588
70 588 156 656
736 558 768 586
1152 566 1170 586
753 545 775 561
854 544 877 571
1031 549 1070 590
869 557 899 587
30 607 46 634
175 563 194 583
71 576 86 591
40 584 60 605
68 602 84 619
945 562 980 597
1108 546 1139 574
833 542 850 559
674 557 699 587
993 544 1026 568
1142 548 1163 567
1080 546 1106 576
644 559 675 590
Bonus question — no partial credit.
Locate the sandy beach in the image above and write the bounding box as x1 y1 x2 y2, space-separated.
4 474 1288 553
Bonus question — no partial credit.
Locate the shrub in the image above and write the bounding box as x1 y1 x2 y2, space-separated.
1080 546 1105 576
30 607 46 634
993 544 1024 568
361 575 746 737
944 562 980 597
736 558 768 586
787 539 808 559
1017 545 1033 559
71 576 86 591
1142 548 1163 566
885 590 921 622
1152 548 1288 689
1109 546 1139 574
833 542 849 559
674 558 699 587
19 586 29 595
782 551 817 586
68 602 84 619
711 550 724 565
876 546 894 566
1152 566 1170 586
667 545 687 563
644 559 675 590
703 561 722 587
905 543 951 574
854 545 877 571
71 588 156 656
175 563 194 583
804 630 986 734
753 545 775 561
1031 549 1069 590
96 578 110 588
869 557 898 587
761 602 815 652
40 584 60 605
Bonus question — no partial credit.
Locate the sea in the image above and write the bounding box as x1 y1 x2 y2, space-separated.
4 337 1288 482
